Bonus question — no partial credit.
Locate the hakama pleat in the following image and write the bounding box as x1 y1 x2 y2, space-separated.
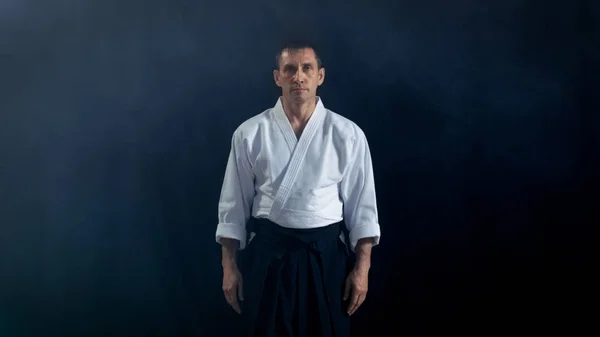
240 218 352 337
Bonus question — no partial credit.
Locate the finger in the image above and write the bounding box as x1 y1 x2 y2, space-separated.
224 290 234 305
347 291 360 315
350 295 363 315
224 282 242 314
224 286 237 304
231 300 241 314
224 290 241 313
349 294 365 315
343 277 351 301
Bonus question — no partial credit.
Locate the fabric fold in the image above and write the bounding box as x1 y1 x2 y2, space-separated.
240 217 352 337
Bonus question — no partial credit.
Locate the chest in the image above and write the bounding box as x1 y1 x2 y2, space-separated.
249 128 349 187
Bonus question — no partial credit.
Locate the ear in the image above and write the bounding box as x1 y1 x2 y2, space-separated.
273 69 282 87
317 67 325 86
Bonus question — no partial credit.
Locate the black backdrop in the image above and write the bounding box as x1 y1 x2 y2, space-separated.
1 0 597 336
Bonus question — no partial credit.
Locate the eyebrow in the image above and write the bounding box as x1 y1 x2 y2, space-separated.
284 63 314 68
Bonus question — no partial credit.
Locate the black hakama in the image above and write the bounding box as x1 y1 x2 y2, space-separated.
240 217 353 337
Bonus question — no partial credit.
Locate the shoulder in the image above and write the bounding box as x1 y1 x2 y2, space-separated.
231 108 274 141
323 108 368 143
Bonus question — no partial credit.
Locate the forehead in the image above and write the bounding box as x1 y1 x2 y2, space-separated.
279 48 318 66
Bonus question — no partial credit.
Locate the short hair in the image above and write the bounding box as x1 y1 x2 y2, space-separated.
275 40 323 70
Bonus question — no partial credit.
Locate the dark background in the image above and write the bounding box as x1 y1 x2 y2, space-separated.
0 0 596 336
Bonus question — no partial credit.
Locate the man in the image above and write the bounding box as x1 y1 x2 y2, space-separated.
215 41 381 337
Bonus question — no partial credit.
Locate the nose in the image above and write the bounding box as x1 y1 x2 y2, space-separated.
292 68 304 83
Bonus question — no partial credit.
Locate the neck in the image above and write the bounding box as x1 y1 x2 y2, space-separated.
281 96 317 125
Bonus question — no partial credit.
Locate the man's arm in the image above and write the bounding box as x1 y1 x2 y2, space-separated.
354 237 376 272
339 128 380 315
339 127 381 254
217 131 254 314
215 130 255 251
221 238 239 268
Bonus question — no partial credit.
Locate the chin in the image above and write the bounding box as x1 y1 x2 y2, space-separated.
293 94 311 101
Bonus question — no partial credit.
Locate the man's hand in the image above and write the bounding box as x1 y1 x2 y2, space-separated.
343 237 376 315
343 266 369 315
221 238 243 314
222 262 244 314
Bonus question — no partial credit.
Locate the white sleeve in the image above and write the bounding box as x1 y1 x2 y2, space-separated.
339 128 381 252
215 131 255 250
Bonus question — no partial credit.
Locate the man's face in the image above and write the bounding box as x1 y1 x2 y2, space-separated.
273 48 325 104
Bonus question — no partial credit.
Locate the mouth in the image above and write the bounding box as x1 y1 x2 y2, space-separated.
292 88 307 92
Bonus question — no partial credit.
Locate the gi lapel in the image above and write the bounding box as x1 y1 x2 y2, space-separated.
269 97 327 223
273 99 298 153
